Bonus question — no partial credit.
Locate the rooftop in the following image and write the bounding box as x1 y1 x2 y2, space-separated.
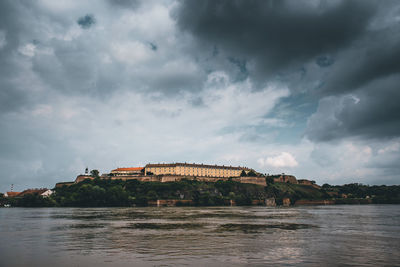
145 162 250 170
111 167 144 172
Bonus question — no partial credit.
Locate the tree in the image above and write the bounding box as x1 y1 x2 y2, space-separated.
146 190 158 200
322 183 331 189
90 169 100 178
247 170 257 177
240 170 247 177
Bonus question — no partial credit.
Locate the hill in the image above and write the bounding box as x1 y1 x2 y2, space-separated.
3 178 400 207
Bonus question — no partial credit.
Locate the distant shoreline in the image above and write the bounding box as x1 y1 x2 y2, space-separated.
2 179 399 207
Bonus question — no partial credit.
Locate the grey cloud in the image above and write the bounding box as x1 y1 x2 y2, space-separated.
148 42 157 51
175 0 400 145
189 96 205 107
315 55 334 68
77 14 96 29
0 1 42 114
306 74 400 142
228 57 248 81
321 25 400 95
175 0 376 79
107 0 140 9
0 81 29 113
144 70 205 95
301 2 400 143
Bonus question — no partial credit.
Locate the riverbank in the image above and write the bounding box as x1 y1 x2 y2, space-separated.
2 178 399 207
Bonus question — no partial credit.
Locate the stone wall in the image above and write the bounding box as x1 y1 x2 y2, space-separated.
106 174 267 186
148 199 193 206
66 173 267 188
251 199 265 205
282 198 291 206
55 182 74 188
298 179 313 185
265 198 276 207
232 177 267 187
273 175 298 184
75 175 94 183
294 199 335 205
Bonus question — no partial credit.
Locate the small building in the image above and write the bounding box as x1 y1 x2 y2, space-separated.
41 189 53 197
282 198 291 207
5 192 21 198
265 198 276 207
272 174 298 184
18 188 51 197
110 167 144 176
144 163 249 178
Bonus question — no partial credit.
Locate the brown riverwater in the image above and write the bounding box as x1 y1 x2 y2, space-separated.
0 205 399 266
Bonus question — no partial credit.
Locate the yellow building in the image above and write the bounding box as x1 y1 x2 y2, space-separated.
110 167 144 176
144 163 250 178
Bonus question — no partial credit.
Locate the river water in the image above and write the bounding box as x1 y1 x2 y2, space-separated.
0 205 399 266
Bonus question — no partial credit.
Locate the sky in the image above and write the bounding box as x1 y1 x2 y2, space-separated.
1 0 400 192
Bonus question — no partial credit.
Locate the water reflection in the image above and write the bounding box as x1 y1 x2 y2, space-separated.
0 205 400 266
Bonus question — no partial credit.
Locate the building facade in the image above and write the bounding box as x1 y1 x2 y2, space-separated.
110 167 144 176
144 163 249 178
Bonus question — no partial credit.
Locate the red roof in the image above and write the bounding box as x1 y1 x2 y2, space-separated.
6 192 21 197
18 189 48 197
112 167 144 172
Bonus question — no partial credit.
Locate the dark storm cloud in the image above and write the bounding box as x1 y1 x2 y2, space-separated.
175 0 400 143
306 74 400 142
304 2 400 142
77 14 96 29
0 1 39 113
228 57 248 81
321 25 400 95
315 55 334 68
175 0 376 78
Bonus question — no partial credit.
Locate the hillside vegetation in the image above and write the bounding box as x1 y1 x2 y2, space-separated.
3 178 400 207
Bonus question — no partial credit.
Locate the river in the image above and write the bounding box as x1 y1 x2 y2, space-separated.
0 205 399 266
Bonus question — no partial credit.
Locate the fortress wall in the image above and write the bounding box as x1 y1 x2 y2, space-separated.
161 176 179 182
251 199 265 205
148 199 193 206
196 177 228 182
273 175 298 184
108 176 161 182
232 177 267 187
75 174 266 187
75 175 94 183
55 182 74 188
294 199 335 205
